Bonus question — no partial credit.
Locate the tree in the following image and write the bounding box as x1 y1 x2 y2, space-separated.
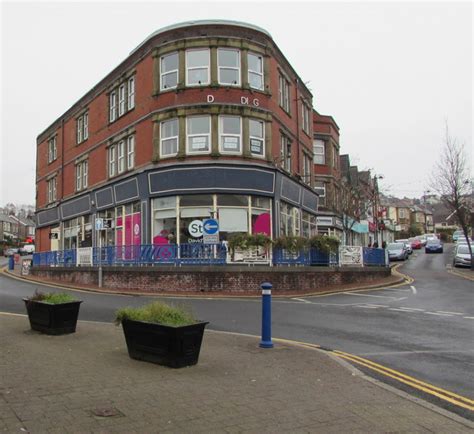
430 123 472 267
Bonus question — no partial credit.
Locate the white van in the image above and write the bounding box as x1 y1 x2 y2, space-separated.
19 244 35 255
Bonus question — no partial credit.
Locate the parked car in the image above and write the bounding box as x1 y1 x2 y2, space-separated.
452 244 473 268
4 247 19 257
425 233 438 241
416 235 427 246
409 238 422 249
396 239 413 255
425 238 443 254
452 230 464 242
19 244 35 255
387 242 409 261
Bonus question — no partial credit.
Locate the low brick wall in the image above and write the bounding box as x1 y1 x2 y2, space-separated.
30 265 391 294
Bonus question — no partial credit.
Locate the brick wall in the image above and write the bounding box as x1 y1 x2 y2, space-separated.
30 266 390 294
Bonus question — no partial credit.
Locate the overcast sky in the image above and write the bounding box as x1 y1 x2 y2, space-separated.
1 1 472 206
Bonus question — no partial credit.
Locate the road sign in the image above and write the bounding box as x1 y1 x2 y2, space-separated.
203 219 219 235
203 234 219 244
188 220 203 238
95 218 103 231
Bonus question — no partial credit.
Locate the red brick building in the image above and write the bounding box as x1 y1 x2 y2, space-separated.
313 110 343 237
35 20 320 252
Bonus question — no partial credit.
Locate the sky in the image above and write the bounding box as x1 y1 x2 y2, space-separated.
1 0 472 206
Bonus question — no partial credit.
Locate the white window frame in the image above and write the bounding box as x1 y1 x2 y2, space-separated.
315 182 326 205
118 84 126 116
219 116 242 154
83 160 88 189
313 139 325 164
303 153 311 185
160 52 179 91
217 48 241 87
109 91 117 122
76 116 83 144
302 103 310 134
47 178 57 203
248 52 264 90
249 119 265 157
279 74 290 112
127 135 135 169
83 112 88 140
76 160 88 191
117 140 125 174
128 76 135 109
186 48 210 86
186 115 211 154
160 119 179 157
109 146 116 177
48 136 57 163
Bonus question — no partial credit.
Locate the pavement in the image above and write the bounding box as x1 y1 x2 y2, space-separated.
1 314 472 433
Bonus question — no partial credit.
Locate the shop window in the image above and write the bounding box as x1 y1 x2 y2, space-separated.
115 202 141 248
249 119 264 156
218 48 240 86
187 116 211 154
62 216 92 250
219 208 248 233
217 195 248 207
219 116 241 154
186 49 210 86
251 197 271 237
160 52 178 90
97 208 115 246
248 52 264 90
302 211 317 238
160 118 179 157
280 202 301 237
313 139 325 164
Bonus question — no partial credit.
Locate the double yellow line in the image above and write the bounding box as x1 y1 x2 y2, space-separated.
333 350 474 412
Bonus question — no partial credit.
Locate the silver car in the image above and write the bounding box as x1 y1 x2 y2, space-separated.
387 242 409 261
453 244 472 268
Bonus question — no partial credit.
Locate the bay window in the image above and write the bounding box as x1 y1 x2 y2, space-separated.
218 48 240 86
160 118 179 157
160 52 178 90
186 49 210 86
249 119 264 156
248 52 264 90
219 116 241 153
187 116 211 154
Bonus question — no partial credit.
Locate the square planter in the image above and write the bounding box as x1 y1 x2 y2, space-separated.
121 319 208 368
23 299 82 335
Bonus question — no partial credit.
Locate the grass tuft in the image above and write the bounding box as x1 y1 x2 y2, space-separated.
28 290 78 304
115 301 197 327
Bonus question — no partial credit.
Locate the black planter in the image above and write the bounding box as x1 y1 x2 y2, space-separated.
121 319 208 368
23 299 82 335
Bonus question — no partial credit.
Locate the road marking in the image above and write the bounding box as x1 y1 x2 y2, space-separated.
291 298 312 304
398 307 424 311
333 350 474 411
435 311 464 316
355 305 379 309
410 285 417 294
364 304 388 308
388 308 416 312
342 292 405 301
463 316 474 320
424 312 453 317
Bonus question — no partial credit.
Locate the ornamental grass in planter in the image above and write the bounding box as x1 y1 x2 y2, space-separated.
115 301 208 368
23 290 82 335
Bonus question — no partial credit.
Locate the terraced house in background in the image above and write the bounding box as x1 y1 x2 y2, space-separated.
35 20 327 252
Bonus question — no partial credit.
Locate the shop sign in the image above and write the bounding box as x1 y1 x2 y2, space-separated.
188 220 203 238
317 217 333 226
206 94 260 106
77 247 93 266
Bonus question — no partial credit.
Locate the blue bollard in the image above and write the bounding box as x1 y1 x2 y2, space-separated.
259 282 273 348
8 255 14 271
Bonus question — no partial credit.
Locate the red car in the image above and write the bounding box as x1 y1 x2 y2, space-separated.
410 238 422 249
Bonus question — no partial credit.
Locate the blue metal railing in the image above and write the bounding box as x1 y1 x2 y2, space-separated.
362 247 387 267
32 245 386 267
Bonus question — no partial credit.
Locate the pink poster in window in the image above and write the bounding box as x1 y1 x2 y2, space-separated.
116 217 123 247
125 215 132 246
132 212 141 246
253 213 271 236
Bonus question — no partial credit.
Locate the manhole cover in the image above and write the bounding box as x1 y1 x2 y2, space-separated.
91 407 123 418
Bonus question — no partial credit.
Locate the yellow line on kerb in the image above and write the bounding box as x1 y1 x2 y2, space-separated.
333 351 474 411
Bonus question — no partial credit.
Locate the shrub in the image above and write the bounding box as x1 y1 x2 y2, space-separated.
115 301 197 327
227 233 272 253
309 235 340 253
272 236 309 253
27 290 78 304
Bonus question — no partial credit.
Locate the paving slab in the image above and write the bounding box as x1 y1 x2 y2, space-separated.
0 314 471 433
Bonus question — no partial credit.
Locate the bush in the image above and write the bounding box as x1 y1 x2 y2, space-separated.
27 290 78 304
115 301 197 327
227 233 272 253
309 235 340 253
272 236 309 253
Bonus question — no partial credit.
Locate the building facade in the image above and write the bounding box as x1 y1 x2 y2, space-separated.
35 21 320 252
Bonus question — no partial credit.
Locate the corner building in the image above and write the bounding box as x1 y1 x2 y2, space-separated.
35 20 319 252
